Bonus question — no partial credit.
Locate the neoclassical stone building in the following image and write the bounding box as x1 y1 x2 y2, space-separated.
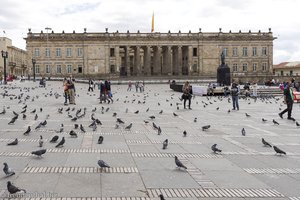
25 28 275 80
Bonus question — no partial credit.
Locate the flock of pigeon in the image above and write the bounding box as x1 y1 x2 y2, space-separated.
0 82 298 199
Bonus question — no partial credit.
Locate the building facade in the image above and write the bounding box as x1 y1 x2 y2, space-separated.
273 62 300 77
0 37 28 77
25 29 275 80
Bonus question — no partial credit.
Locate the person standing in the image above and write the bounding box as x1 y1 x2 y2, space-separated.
231 82 240 110
252 82 258 97
88 78 94 92
182 81 192 109
127 80 132 91
63 78 69 105
67 77 76 105
279 81 295 121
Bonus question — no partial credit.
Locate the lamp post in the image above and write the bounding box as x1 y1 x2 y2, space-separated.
1 50 8 85
32 58 36 82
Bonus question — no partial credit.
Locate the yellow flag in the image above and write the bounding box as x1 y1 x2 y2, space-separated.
151 12 154 32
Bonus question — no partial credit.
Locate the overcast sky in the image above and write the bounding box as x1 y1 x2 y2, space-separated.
0 0 299 64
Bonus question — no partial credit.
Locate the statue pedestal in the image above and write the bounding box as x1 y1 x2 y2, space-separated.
217 64 231 86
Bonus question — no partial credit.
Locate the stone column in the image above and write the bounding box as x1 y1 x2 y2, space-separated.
153 46 162 75
177 46 182 75
143 46 151 76
125 46 130 76
162 46 172 75
134 46 141 76
115 46 120 73
104 45 110 75
187 46 193 75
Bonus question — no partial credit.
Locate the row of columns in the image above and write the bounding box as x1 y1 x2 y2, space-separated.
115 45 194 76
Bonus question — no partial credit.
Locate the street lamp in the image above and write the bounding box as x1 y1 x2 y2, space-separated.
32 58 36 82
1 50 8 85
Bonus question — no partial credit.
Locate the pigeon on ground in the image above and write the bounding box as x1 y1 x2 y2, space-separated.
175 156 187 169
158 126 162 135
7 139 18 146
74 124 79 129
117 118 125 124
55 137 65 148
56 124 64 133
273 119 279 125
22 114 26 119
31 149 46 157
202 125 211 131
262 118 267 122
149 115 155 120
39 135 44 147
69 130 78 138
125 123 132 130
296 121 300 127
183 130 187 137
159 110 163 114
97 160 110 168
7 181 26 194
152 122 159 130
162 139 168 149
273 146 286 155
262 138 272 147
71 117 78 121
98 136 104 144
112 112 117 117
245 113 251 117
194 118 197 122
8 116 18 125
41 120 47 126
241 128 246 136
34 114 38 120
173 112 178 117
23 126 31 135
30 109 36 113
134 110 139 114
49 135 59 143
211 144 222 153
3 163 15 176
159 194 166 200
146 108 149 112
80 124 86 133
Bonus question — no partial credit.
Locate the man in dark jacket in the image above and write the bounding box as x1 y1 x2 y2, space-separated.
279 81 295 121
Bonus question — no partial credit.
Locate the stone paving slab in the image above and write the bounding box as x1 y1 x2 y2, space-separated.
0 81 300 199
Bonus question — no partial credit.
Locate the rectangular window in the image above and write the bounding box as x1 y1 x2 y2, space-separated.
110 48 115 57
78 65 83 73
242 47 248 56
56 48 61 57
77 48 83 57
45 64 51 74
262 63 267 71
252 47 257 56
193 48 197 57
233 63 238 72
66 48 72 57
45 48 50 57
262 47 267 56
34 48 40 57
253 63 257 71
232 47 238 56
35 65 40 74
67 64 72 74
56 65 62 74
280 71 283 76
243 63 248 71
290 70 293 76
223 48 228 57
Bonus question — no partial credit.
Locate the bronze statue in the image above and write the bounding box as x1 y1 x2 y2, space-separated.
217 51 231 86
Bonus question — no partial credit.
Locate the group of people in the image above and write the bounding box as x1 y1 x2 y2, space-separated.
127 80 144 92
98 80 113 104
63 77 76 105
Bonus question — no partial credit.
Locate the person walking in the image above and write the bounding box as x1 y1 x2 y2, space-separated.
63 78 69 105
105 80 113 103
88 78 94 92
127 80 132 91
231 82 240 110
182 81 192 109
279 81 295 121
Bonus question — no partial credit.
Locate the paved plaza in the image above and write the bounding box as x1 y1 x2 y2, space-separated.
0 80 300 200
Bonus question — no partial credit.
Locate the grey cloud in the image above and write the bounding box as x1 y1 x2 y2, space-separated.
60 2 101 15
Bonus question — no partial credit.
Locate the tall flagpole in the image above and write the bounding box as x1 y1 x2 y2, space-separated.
151 12 154 33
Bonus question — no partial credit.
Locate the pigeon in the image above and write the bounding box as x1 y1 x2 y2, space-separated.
152 122 159 130
0 108 6 114
92 123 97 131
95 119 102 125
56 124 64 133
159 110 163 114
7 181 26 194
3 163 15 176
8 116 18 125
49 135 59 143
23 126 31 135
98 160 110 168
55 137 65 148
31 149 46 157
202 125 211 131
159 194 166 200
149 115 155 120
175 156 187 169
20 109 26 114
41 120 47 126
7 138 18 146
98 136 104 144
69 130 78 138
112 112 117 117
80 124 86 133
71 117 78 121
211 144 222 153
183 130 187 137
13 111 19 116
173 112 178 117
162 139 168 149
273 119 279 125
30 109 36 113
296 121 300 127
262 118 267 122
74 124 79 129
39 135 44 147
117 118 125 124
134 110 139 114
194 117 197 122
157 126 162 135
227 109 230 113
262 138 272 147
241 128 246 136
34 114 38 120
22 114 26 119
245 113 251 117
273 146 286 155
146 108 149 112
125 123 133 130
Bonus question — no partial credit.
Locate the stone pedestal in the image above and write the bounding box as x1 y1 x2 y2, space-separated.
217 64 231 86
